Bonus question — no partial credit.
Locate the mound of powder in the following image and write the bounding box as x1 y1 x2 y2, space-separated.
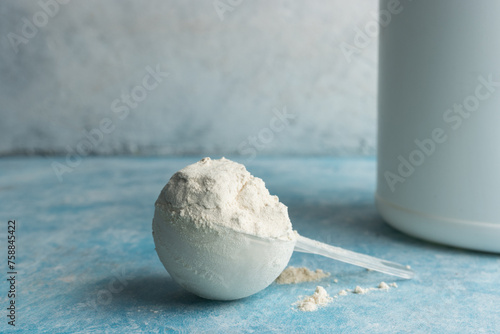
378 282 390 290
296 286 333 312
338 289 348 296
275 266 330 284
155 157 294 240
353 286 368 294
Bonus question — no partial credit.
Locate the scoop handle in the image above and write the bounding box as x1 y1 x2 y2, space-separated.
294 235 414 279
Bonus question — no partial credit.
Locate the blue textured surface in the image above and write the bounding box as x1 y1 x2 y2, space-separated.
0 156 499 333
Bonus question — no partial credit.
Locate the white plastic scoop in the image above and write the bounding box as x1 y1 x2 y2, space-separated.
153 157 413 300
153 211 414 301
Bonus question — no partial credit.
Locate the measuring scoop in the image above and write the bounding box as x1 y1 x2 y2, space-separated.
153 210 414 301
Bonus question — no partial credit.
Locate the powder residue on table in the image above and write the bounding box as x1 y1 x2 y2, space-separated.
296 286 333 312
338 282 397 296
353 286 369 294
378 282 390 290
338 289 348 296
275 266 330 284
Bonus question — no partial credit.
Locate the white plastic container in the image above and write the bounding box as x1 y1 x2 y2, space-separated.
376 0 500 253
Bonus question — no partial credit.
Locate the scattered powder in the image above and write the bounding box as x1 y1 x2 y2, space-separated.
292 280 401 310
405 265 411 269
338 289 348 296
296 286 333 312
336 282 397 297
276 266 330 284
353 286 369 294
378 282 390 290
333 279 338 283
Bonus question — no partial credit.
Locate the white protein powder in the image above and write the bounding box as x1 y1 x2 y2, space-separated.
155 157 294 240
338 289 348 296
353 286 368 294
378 282 390 290
337 282 396 297
296 286 333 312
275 266 330 284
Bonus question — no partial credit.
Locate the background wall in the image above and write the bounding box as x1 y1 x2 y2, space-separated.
0 0 378 157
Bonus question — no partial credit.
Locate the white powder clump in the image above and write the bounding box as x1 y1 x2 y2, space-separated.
275 266 330 284
378 282 390 290
336 282 398 298
296 286 333 312
155 157 295 240
353 286 368 294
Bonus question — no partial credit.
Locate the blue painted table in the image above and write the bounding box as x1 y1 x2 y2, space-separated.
0 156 499 333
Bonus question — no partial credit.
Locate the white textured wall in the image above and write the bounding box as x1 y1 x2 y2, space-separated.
0 0 378 156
